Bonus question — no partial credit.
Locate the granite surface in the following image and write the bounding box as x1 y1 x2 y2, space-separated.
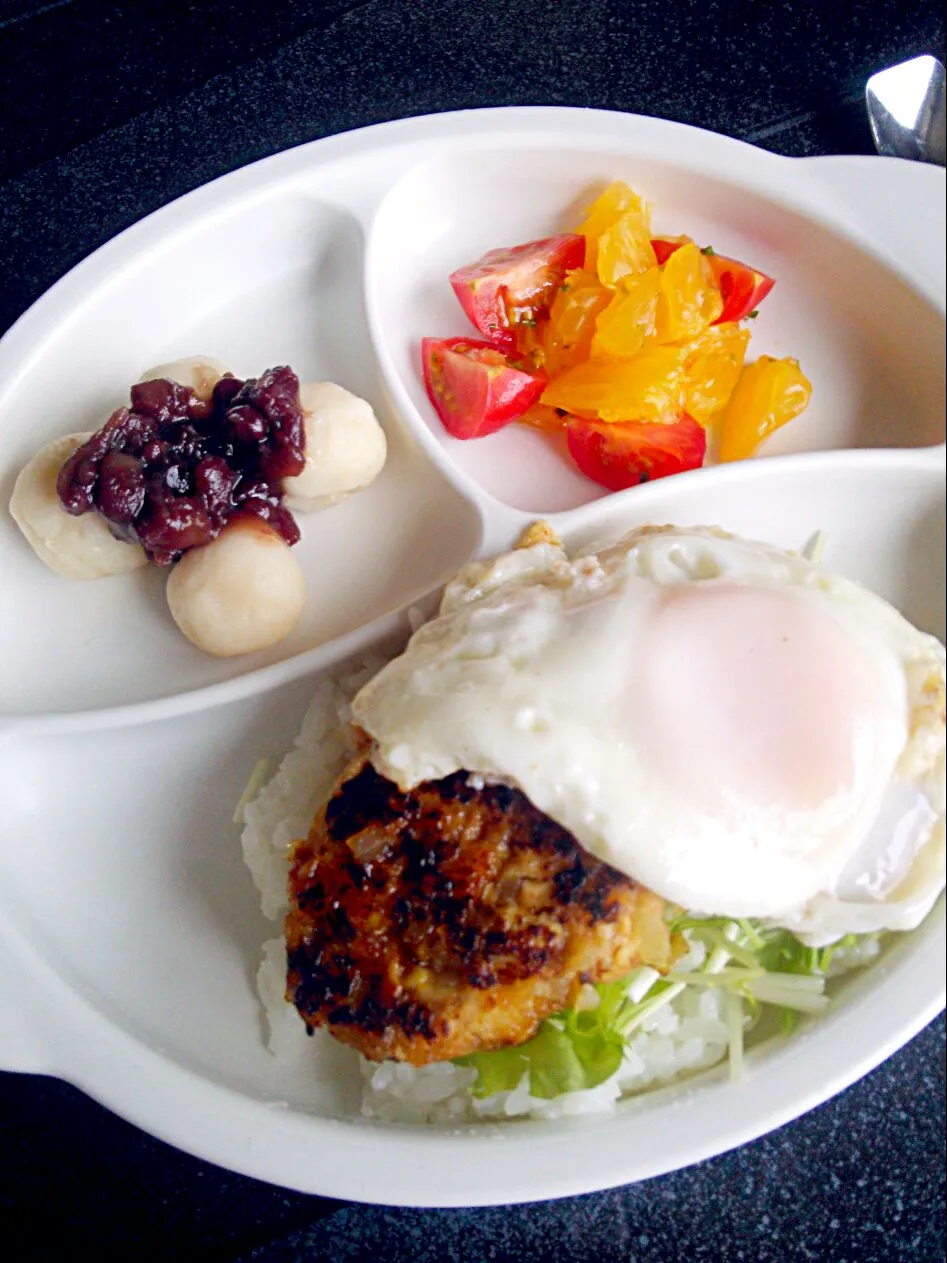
2 1019 945 1261
1 2 945 1260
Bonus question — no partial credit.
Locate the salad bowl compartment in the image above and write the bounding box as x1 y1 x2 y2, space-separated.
365 144 945 529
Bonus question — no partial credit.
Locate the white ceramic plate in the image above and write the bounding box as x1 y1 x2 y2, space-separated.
0 108 944 1207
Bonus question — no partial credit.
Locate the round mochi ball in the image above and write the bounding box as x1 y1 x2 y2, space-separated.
282 381 387 511
166 517 307 657
9 432 147 580
137 355 232 400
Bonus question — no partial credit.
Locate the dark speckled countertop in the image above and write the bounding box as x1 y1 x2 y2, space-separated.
1 3 945 1260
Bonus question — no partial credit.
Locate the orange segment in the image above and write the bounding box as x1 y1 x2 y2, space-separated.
541 346 687 424
578 181 640 272
541 269 611 376
506 179 809 466
718 356 812 461
654 243 724 342
679 323 751 425
519 402 569 431
591 268 662 359
596 203 657 288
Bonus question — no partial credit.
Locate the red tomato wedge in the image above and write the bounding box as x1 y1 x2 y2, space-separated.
650 238 775 323
706 254 775 323
449 234 586 353
566 414 707 490
421 337 545 440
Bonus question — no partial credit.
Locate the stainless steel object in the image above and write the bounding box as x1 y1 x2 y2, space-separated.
866 55 946 165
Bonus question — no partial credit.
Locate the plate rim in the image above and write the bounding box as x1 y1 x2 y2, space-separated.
1 104 945 1205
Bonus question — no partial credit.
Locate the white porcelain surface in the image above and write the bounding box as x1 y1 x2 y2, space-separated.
0 108 944 1206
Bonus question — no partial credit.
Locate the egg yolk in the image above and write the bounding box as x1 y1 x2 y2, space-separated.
633 583 907 826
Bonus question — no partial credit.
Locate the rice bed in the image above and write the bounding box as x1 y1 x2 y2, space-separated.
240 658 853 1123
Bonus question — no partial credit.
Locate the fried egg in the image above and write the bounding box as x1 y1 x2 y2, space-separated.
352 526 946 946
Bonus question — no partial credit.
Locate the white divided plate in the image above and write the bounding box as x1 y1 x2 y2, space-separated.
0 108 944 1206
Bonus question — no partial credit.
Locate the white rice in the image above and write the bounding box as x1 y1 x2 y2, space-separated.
357 936 733 1124
240 656 873 1125
241 656 385 920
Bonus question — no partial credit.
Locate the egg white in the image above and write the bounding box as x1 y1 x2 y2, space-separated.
353 526 946 945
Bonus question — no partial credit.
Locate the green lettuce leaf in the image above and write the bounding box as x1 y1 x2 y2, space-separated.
456 971 681 1100
454 917 882 1102
456 1002 627 1100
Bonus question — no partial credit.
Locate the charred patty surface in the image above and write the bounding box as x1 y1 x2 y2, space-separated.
285 755 672 1064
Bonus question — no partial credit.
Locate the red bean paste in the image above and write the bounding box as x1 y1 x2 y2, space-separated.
56 366 306 565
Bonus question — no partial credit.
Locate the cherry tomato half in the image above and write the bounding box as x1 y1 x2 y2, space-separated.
706 254 775 323
566 414 707 490
449 234 586 354
650 238 775 324
421 337 545 440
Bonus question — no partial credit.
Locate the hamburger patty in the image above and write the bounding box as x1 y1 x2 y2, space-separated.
285 754 672 1065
